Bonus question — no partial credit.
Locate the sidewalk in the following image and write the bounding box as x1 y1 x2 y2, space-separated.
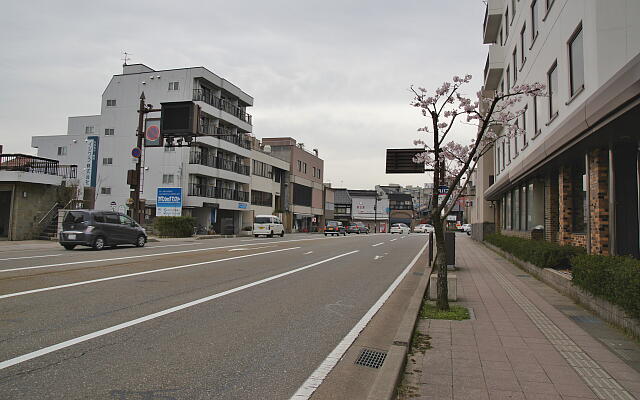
403 235 640 400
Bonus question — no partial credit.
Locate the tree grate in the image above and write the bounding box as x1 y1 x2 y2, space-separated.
355 348 387 369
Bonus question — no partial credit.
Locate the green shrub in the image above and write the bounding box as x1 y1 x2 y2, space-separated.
485 233 585 269
153 216 196 237
572 254 640 319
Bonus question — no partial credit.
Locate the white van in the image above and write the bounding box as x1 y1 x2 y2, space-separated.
253 215 285 238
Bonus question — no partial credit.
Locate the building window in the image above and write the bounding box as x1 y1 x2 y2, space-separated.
496 146 501 175
512 49 518 83
104 128 114 136
274 168 283 183
499 27 504 46
547 61 558 119
101 187 111 195
297 160 302 172
520 24 527 64
252 160 273 179
303 162 307 174
501 140 506 170
164 146 176 152
505 191 512 230
168 82 180 91
85 126 94 134
102 157 113 165
313 167 316 178
317 168 321 179
251 190 273 207
507 137 511 163
520 186 527 230
162 174 174 184
526 183 534 230
568 24 584 97
106 99 116 106
513 188 520 230
572 164 587 233
514 121 519 155
57 146 67 156
531 0 539 42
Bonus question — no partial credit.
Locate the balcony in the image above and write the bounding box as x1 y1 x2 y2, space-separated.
199 123 252 150
484 45 505 91
189 152 250 176
193 89 252 125
0 154 77 178
483 0 504 44
187 184 249 202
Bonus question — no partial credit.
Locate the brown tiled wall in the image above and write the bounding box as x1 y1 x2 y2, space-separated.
589 148 610 255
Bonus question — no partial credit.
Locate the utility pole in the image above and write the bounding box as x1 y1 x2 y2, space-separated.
131 92 146 224
374 195 378 233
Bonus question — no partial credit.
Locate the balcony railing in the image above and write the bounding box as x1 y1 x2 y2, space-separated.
0 154 77 178
189 152 250 176
200 123 252 150
193 89 253 125
187 183 249 202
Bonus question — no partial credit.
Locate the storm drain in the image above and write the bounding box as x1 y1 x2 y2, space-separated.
569 315 601 324
355 348 387 369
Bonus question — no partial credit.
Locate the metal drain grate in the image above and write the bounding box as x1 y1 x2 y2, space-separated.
515 274 530 278
355 348 387 369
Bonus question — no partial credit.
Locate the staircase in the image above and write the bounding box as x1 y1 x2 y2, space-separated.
38 212 59 240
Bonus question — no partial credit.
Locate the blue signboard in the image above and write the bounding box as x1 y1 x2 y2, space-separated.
84 136 99 187
238 203 248 209
156 187 182 216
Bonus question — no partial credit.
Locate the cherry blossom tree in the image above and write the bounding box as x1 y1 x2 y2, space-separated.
411 75 545 310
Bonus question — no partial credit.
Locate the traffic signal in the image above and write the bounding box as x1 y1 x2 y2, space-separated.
160 101 200 137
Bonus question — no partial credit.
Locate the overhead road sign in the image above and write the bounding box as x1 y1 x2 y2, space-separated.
385 148 426 174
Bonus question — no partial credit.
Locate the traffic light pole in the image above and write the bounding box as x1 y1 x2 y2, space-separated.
132 93 146 224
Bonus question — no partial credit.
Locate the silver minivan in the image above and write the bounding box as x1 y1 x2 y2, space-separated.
253 215 285 238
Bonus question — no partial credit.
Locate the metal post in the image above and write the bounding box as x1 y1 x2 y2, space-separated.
374 196 378 233
132 92 145 224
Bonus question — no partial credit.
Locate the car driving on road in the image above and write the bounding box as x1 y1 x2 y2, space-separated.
253 215 285 238
324 220 346 236
413 224 434 233
389 223 411 234
346 222 369 234
59 210 147 250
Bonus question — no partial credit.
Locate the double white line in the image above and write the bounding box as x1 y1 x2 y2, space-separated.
0 250 359 371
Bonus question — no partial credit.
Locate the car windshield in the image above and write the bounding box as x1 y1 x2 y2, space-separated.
327 221 339 226
255 217 272 224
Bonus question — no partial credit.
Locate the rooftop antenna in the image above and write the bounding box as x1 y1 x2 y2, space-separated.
122 51 132 66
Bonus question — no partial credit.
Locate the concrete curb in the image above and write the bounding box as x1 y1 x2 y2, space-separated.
367 240 437 400
482 241 640 340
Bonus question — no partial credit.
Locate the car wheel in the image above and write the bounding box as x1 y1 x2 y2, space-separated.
255 235 259 238
280 231 285 237
93 236 105 251
324 233 327 236
268 231 274 238
135 235 146 247
63 244 76 250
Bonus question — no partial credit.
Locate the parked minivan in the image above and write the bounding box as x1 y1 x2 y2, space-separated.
59 210 147 250
253 215 285 238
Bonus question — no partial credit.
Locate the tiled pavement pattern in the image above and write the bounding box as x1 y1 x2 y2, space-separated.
402 235 640 400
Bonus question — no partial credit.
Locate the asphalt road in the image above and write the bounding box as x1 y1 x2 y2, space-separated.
0 233 428 399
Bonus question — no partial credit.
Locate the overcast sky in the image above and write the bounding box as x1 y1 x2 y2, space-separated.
0 0 486 189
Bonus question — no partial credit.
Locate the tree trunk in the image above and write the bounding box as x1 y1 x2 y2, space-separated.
432 216 449 311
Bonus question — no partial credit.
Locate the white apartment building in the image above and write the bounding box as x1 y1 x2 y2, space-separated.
472 0 640 256
249 143 290 224
32 63 255 234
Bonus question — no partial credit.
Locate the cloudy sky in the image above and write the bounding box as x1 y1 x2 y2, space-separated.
0 0 486 189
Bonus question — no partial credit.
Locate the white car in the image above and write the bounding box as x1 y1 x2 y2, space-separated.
253 215 285 237
414 224 435 233
462 224 472 233
390 223 411 234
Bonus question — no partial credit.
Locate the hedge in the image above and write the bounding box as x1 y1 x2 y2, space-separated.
485 234 585 269
153 216 196 237
572 254 640 319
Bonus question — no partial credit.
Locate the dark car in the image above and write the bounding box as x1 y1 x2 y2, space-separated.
346 222 370 234
59 210 147 250
324 220 346 236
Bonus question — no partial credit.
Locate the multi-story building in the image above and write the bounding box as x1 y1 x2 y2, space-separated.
349 189 389 233
323 184 335 223
249 139 290 225
473 0 640 256
32 63 255 234
261 138 324 232
333 188 352 224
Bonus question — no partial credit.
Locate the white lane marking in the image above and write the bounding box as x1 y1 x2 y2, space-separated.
390 239 397 242
0 254 64 262
291 239 429 399
228 246 274 252
373 255 383 260
304 251 313 255
371 243 384 247
0 236 347 274
0 247 300 300
0 250 359 371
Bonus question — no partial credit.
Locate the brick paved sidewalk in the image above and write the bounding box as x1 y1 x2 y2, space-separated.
402 235 640 400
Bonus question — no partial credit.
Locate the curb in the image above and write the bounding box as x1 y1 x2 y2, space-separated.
367 240 437 400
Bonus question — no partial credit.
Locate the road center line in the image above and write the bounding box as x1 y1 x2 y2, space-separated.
228 245 275 252
0 236 345 273
371 243 384 247
390 239 397 242
0 250 359 371
0 247 300 300
291 239 430 399
0 254 65 262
